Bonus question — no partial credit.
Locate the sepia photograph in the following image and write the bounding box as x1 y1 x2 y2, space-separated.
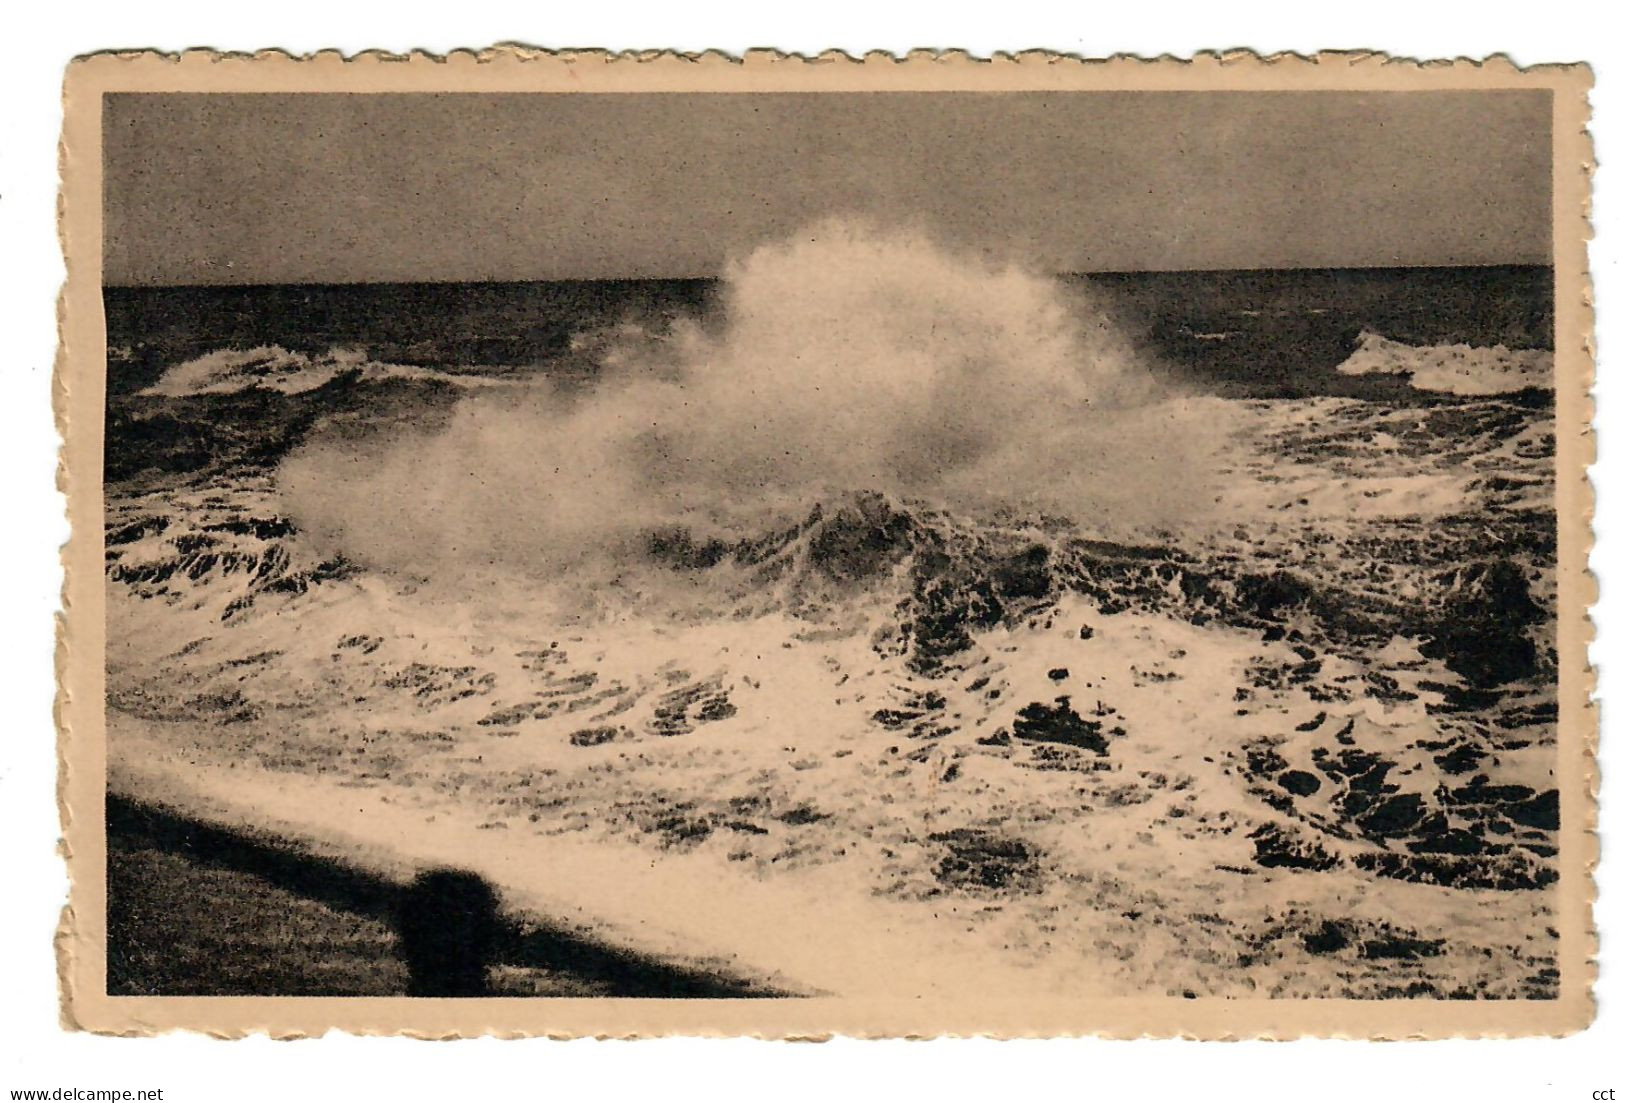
56 53 1594 1037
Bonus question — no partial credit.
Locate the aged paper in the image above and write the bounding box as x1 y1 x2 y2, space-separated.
57 49 1595 1038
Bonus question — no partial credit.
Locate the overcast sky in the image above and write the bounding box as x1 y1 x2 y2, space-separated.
103 91 1552 285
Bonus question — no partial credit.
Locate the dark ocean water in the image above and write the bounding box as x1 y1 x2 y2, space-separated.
105 265 1553 401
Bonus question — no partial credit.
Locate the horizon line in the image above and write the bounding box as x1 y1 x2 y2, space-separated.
103 259 1557 291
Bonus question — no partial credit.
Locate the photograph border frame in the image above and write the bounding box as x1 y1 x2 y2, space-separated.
56 48 1597 1038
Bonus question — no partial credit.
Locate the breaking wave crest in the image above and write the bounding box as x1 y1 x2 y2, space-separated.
141 344 498 398
280 219 1231 579
1334 330 1553 396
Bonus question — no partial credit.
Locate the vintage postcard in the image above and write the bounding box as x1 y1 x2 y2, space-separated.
57 50 1595 1038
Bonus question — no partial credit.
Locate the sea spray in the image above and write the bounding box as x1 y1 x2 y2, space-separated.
279 218 1230 580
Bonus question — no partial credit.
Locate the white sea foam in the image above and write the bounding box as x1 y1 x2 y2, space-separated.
1335 330 1553 396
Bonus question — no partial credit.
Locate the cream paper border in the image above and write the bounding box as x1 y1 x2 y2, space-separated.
55 48 1596 1038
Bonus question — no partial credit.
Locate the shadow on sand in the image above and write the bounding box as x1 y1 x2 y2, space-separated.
106 792 785 998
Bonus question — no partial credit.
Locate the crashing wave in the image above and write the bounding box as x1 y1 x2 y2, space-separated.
1334 330 1553 396
140 345 500 398
278 220 1231 580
